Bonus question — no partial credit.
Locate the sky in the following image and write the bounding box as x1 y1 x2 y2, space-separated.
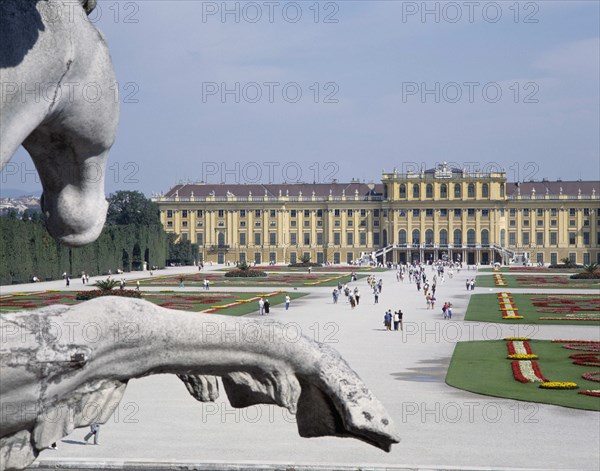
2 0 599 196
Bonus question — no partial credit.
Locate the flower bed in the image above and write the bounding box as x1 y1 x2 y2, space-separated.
511 360 548 383
578 390 600 397
539 382 578 390
497 292 522 319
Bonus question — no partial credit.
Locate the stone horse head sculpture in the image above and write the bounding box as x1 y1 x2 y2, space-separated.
0 0 116 246
0 2 400 470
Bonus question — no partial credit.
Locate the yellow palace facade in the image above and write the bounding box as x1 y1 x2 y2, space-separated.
153 164 599 266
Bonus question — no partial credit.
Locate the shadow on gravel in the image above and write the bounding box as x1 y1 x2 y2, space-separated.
390 358 450 383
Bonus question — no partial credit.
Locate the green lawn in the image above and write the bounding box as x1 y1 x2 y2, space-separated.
0 291 307 316
465 293 600 325
476 273 599 289
446 340 600 411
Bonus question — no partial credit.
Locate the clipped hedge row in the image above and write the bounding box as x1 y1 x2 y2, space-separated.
0 218 168 285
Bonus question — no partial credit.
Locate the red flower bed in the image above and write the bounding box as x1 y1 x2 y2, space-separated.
578 390 600 397
511 361 529 383
582 372 600 383
569 354 600 367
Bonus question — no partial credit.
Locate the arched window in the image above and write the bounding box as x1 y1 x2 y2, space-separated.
500 229 506 246
440 184 447 198
482 183 489 198
412 229 420 244
218 232 225 246
454 184 462 198
426 184 433 198
453 229 462 245
413 184 420 198
383 185 388 199
500 184 505 198
440 229 448 245
468 183 475 198
467 229 476 244
398 229 407 244
425 229 434 244
399 184 406 198
481 229 489 245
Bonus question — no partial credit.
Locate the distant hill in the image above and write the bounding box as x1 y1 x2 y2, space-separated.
0 188 42 198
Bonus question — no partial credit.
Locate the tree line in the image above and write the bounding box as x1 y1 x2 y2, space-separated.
0 191 197 285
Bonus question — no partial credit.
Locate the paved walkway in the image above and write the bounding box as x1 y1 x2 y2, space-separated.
4 266 599 470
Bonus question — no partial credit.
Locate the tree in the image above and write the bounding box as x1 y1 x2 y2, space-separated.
106 191 161 226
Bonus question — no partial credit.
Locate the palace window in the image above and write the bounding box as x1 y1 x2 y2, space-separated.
334 209 340 217
426 184 433 198
398 229 407 244
399 184 406 198
509 232 516 246
467 229 476 244
254 233 261 245
569 208 576 216
523 209 529 217
347 232 353 245
440 209 447 217
453 229 462 245
481 209 489 217
454 184 461 198
347 220 353 227
360 209 366 217
467 183 475 198
481 229 489 245
334 232 341 245
374 209 380 217
440 184 447 198
412 229 420 244
536 232 544 245
550 232 557 245
467 209 475 217
239 210 245 217
550 208 557 216
255 210 261 217
304 210 310 217
583 232 590 245
439 229 448 245
317 232 323 245
425 229 434 244
522 232 530 245
413 184 420 198
426 209 433 217
374 232 380 245
347 209 353 216
537 209 543 217
197 232 204 245
269 233 276 245
218 210 224 218
482 183 489 198
291 210 297 217
454 209 461 217
317 209 323 217
182 210 188 218
360 232 367 245
569 232 576 244
197 210 203 217
239 233 246 245
413 209 420 217
167 210 173 218
270 210 276 218
290 233 297 245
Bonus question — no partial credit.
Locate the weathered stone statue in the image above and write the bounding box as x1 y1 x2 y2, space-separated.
1 0 116 246
0 2 399 470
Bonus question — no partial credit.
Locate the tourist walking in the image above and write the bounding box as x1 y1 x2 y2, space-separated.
285 295 290 310
258 298 265 315
383 310 392 331
84 423 100 445
264 298 270 314
393 310 400 331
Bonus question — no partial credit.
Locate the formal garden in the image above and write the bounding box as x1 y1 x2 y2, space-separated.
0 290 307 316
465 293 600 325
446 339 600 410
476 273 600 289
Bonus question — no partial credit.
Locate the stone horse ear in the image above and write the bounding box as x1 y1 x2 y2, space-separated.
80 0 97 15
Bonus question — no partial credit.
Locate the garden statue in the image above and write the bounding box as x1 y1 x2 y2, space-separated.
0 2 400 470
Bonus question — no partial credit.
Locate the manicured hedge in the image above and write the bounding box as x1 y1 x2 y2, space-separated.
76 289 142 301
0 218 168 285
